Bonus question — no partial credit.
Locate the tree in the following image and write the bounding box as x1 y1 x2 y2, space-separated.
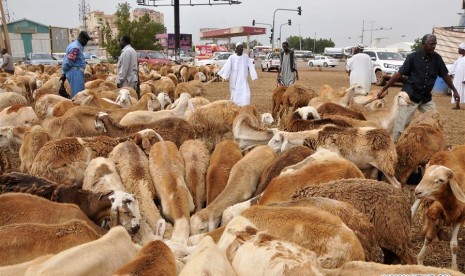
411 37 422 51
285 35 335 53
102 2 166 59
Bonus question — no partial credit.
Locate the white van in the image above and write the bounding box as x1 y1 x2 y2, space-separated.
363 48 405 86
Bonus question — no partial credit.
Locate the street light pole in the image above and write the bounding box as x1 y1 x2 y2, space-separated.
278 21 289 49
298 24 301 50
272 7 302 50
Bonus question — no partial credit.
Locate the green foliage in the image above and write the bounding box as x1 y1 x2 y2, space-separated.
102 2 166 59
286 35 335 54
411 37 422 51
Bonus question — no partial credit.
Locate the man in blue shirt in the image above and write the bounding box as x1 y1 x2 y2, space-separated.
377 34 460 142
61 31 92 97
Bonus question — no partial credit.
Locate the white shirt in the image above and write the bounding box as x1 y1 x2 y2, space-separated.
218 54 258 106
449 55 465 103
346 53 376 92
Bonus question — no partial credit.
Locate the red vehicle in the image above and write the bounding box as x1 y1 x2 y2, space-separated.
136 50 173 65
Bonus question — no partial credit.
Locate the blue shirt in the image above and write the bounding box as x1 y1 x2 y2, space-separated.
62 40 86 74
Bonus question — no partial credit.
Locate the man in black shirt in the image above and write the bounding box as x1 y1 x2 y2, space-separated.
377 34 460 142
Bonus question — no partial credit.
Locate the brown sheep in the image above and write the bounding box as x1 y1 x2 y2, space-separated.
284 107 353 132
281 84 318 117
271 86 287 120
113 240 177 276
0 193 105 235
19 125 51 173
291 178 414 264
317 102 366 120
206 140 243 205
0 172 112 226
0 220 100 266
254 146 313 196
179 139 210 212
258 149 365 205
94 112 195 148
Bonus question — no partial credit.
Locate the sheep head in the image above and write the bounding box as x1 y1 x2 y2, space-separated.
268 131 285 153
94 112 108 133
296 106 320 120
109 191 141 236
415 165 465 203
397 91 413 107
261 113 274 126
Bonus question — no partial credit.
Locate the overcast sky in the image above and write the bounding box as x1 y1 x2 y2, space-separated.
6 0 464 48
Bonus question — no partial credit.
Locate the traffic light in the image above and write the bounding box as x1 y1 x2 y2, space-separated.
288 19 292 26
252 20 255 26
297 6 301 15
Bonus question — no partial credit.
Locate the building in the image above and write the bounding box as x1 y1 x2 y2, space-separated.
131 8 164 24
84 10 118 46
1 18 69 60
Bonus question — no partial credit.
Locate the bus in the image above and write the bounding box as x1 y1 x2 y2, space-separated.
252 45 272 59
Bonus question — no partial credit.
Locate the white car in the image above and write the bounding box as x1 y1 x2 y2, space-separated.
308 56 339 67
261 52 280 72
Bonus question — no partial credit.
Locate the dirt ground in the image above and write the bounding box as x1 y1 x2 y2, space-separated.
202 62 465 271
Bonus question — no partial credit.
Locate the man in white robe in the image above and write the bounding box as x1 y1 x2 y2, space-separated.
345 44 376 92
218 44 258 106
448 42 465 109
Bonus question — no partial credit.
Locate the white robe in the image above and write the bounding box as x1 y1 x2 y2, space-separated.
449 55 465 103
345 53 376 92
218 54 258 106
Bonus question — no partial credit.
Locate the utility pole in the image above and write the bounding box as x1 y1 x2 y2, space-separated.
79 0 90 31
298 24 301 50
313 32 316 53
0 0 10 53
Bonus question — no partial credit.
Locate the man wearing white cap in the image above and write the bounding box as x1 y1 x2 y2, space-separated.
345 44 376 92
448 42 465 109
218 43 258 106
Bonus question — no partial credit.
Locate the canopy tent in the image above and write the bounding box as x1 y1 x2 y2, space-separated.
433 27 465 64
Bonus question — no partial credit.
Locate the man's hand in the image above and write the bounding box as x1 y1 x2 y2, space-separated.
453 90 461 102
60 74 66 82
117 83 122 88
377 89 388 99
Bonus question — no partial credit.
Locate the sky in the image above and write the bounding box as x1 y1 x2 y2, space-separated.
5 0 464 48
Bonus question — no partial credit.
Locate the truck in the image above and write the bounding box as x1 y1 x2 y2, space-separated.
323 47 344 58
195 44 229 60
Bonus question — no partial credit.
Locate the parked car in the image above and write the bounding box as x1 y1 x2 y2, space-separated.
25 53 59 66
363 49 404 86
84 52 101 64
308 56 339 67
196 52 233 67
52 52 65 65
261 52 280 72
170 54 194 63
136 50 173 65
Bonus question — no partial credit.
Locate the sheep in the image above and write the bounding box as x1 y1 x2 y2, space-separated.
72 89 124 109
322 261 463 276
119 92 192 126
0 192 106 235
0 126 27 173
291 178 414 264
82 157 142 236
0 219 101 266
284 107 355 132
254 146 314 196
271 86 288 121
281 84 318 116
309 83 368 109
0 92 28 111
194 71 207 82
268 126 402 188
34 94 72 120
187 100 240 150
219 209 361 271
271 198 383 263
324 114 379 128
30 129 158 186
179 236 236 276
395 110 446 185
0 172 112 227
24 226 138 276
149 140 194 253
261 112 274 126
0 105 38 127
316 102 366 120
257 148 364 205
190 145 276 235
0 255 54 276
232 105 276 150
32 76 68 100
362 91 413 130
414 150 465 270
157 91 172 109
146 77 176 101
113 240 177 276
94 111 195 148
103 88 133 108
179 139 210 213
19 125 51 173
109 140 167 240
206 140 243 205
175 79 214 98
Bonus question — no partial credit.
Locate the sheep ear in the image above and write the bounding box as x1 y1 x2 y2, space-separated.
115 95 121 103
449 177 465 204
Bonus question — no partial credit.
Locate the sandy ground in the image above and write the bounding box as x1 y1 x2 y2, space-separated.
202 61 465 271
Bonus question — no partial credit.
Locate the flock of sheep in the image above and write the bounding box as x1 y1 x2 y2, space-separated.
0 61 463 275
